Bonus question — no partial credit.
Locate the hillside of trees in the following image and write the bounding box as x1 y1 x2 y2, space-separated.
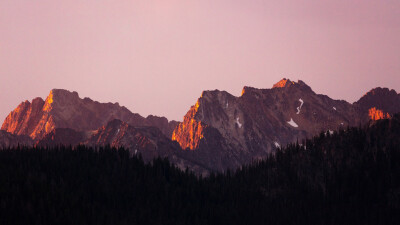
1 114 400 225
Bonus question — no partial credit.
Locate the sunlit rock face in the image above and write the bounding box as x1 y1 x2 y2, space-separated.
172 79 400 172
1 89 178 140
1 98 46 140
84 119 209 175
368 107 391 121
355 87 400 122
172 100 209 150
2 81 399 173
272 78 296 88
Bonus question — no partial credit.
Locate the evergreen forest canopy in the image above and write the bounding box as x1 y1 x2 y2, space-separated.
1 114 400 225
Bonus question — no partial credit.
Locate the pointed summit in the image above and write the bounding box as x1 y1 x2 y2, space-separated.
50 88 79 96
42 89 80 112
1 89 178 140
45 89 80 104
272 78 313 93
272 78 295 88
360 87 398 99
241 86 258 96
355 87 400 120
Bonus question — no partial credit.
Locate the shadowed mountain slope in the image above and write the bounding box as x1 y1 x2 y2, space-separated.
172 78 400 171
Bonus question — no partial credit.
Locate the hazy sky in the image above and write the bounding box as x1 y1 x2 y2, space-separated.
1 0 399 121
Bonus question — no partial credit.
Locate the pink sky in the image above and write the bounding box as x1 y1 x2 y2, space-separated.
0 0 399 121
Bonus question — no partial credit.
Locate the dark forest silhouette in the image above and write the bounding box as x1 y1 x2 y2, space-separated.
0 114 400 225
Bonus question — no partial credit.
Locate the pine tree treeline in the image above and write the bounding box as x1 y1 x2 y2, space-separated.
0 114 400 225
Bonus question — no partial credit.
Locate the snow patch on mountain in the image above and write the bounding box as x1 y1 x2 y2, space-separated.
296 98 304 114
236 117 242 128
326 130 334 135
287 118 298 128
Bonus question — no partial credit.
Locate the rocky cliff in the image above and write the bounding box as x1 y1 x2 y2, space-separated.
83 119 209 175
2 81 399 173
1 89 178 140
172 79 399 171
354 87 400 121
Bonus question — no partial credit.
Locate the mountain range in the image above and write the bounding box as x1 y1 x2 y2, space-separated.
1 78 399 173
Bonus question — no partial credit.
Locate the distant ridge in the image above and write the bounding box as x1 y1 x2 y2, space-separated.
1 80 400 172
1 89 178 140
172 78 400 171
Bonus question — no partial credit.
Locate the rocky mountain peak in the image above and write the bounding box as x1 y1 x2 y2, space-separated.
2 89 179 140
241 86 260 96
43 89 81 111
2 81 399 173
355 87 400 120
171 78 366 171
272 78 295 88
358 88 399 107
32 97 45 105
272 78 313 93
50 88 79 98
363 87 397 97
